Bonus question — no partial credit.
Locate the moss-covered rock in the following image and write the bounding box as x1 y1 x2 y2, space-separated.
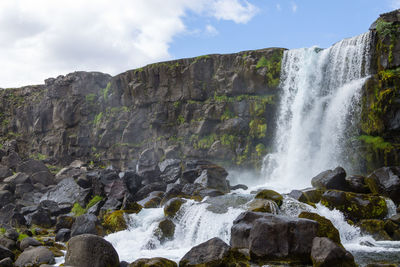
124 202 143 214
155 219 175 242
255 189 283 207
129 257 177 267
298 212 341 244
248 199 279 213
164 198 186 218
102 210 128 234
320 190 388 222
357 219 392 240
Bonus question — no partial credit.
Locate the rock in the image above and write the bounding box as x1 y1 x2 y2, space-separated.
1 151 21 169
104 178 127 200
2 172 30 191
179 237 238 267
311 167 348 190
0 191 13 208
156 219 175 242
160 184 183 205
198 188 224 198
16 159 49 175
321 190 388 221
14 183 34 198
4 229 18 241
55 228 71 242
181 183 204 197
71 214 104 237
102 210 127 234
88 169 119 197
40 200 72 216
121 194 143 213
366 167 400 204
121 171 142 195
345 175 371 193
159 159 182 184
55 215 76 231
230 184 248 191
134 182 167 201
100 197 122 214
28 208 53 228
298 212 341 244
137 148 164 176
311 237 356 267
248 199 279 213
164 198 186 217
230 211 318 264
40 178 89 205
129 257 177 267
255 189 283 206
357 219 392 240
138 191 163 208
193 165 229 193
0 246 14 261
0 238 16 251
65 234 120 267
0 257 13 267
14 246 55 267
30 171 55 186
0 165 12 181
19 237 41 251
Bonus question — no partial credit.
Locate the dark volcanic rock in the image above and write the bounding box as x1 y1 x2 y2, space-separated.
230 211 318 264
311 237 356 267
0 165 12 181
194 167 229 193
0 245 14 261
65 234 120 267
159 159 182 184
55 228 71 242
121 170 142 195
15 246 55 267
130 257 177 267
40 178 90 205
30 171 55 186
16 159 48 175
71 214 103 237
311 167 348 190
366 167 400 204
134 182 167 201
0 191 13 207
19 237 41 251
345 175 371 193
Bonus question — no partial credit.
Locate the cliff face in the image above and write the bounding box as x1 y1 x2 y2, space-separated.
0 48 284 169
359 9 400 172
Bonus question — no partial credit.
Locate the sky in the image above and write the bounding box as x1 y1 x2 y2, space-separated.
0 0 398 88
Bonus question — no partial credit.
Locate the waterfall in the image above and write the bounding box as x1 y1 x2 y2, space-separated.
262 32 373 191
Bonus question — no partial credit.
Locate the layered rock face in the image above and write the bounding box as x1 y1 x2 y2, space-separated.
0 49 284 169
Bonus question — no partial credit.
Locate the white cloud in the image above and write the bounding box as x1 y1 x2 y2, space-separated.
291 2 298 13
0 0 258 88
205 25 219 36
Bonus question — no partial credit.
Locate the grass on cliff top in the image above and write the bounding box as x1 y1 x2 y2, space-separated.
376 18 398 38
358 135 393 150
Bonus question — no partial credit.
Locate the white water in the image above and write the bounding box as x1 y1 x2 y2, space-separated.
262 32 372 192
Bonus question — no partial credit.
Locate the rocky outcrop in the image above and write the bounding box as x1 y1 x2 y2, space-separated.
0 48 285 170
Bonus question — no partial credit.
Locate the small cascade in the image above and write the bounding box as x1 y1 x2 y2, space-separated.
262 32 373 191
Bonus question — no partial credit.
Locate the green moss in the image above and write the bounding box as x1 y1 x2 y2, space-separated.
164 198 186 218
376 18 398 38
299 212 341 244
220 134 236 147
17 233 29 241
193 55 210 64
30 153 47 161
103 210 127 234
193 134 217 149
177 115 185 125
130 257 178 267
71 203 86 217
256 56 268 69
358 135 393 150
86 195 103 209
255 143 266 157
220 108 235 121
255 189 283 207
93 112 103 126
103 82 112 100
0 227 5 235
85 93 97 102
249 119 267 139
173 101 180 108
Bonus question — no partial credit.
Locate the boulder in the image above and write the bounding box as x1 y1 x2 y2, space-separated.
311 167 348 190
180 237 246 267
27 207 53 228
160 184 183 205
0 191 13 208
16 159 48 175
248 199 279 213
0 165 12 181
357 219 392 240
138 191 163 208
0 257 13 267
55 215 75 231
104 178 127 200
366 167 400 204
55 228 71 242
102 210 128 234
121 170 142 195
164 198 186 218
40 178 90 205
4 229 18 241
129 257 177 267
71 214 103 237
0 246 14 261
230 184 248 191
298 212 341 244
0 237 16 251
311 237 356 267
134 182 167 201
194 167 230 193
100 198 122 214
155 219 175 242
65 234 120 267
321 190 388 221
345 175 371 194
230 211 318 264
19 237 41 251
255 189 283 206
159 159 182 184
30 171 55 186
2 172 30 191
1 151 21 169
137 148 163 180
14 246 55 267
88 169 119 197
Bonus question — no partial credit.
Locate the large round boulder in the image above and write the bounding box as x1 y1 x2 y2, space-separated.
129 257 177 267
71 214 104 237
255 189 283 206
298 212 341 244
366 167 400 204
164 198 186 218
311 237 356 267
311 167 348 190
64 234 120 267
14 246 55 267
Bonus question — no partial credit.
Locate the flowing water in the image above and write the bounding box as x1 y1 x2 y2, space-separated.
104 32 400 266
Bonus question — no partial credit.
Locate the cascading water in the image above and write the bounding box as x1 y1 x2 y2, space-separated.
262 32 372 191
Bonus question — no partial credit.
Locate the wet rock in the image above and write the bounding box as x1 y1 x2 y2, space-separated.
321 190 388 221
198 188 224 198
100 198 122 214
121 171 142 195
129 257 177 267
255 189 283 206
298 212 341 244
164 198 186 218
345 175 371 194
366 167 400 204
71 214 103 237
65 234 120 267
0 245 14 261
311 237 356 267
40 178 90 205
181 183 204 197
102 210 127 234
160 184 183 205
159 159 182 184
194 167 230 193
16 159 48 175
230 211 318 264
55 215 76 231
138 191 163 208
230 184 248 191
121 194 143 213
134 182 167 201
4 229 18 241
104 178 127 200
156 219 175 242
15 246 55 267
357 219 392 240
19 237 41 251
248 199 279 213
311 167 348 190
55 228 71 242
